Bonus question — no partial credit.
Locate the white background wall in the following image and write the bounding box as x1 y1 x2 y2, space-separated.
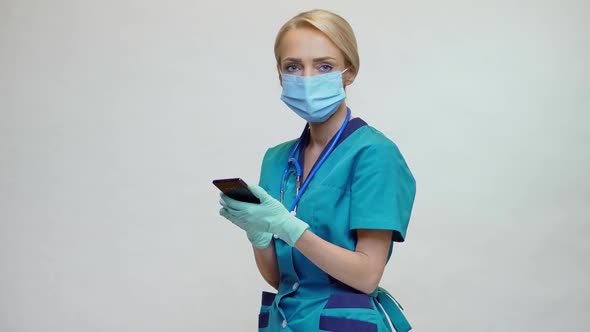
1 0 588 331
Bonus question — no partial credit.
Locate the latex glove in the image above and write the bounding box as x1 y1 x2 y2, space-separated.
246 229 273 249
217 194 272 249
219 184 309 246
218 203 272 249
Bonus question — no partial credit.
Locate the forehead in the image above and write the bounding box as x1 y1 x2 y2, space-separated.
279 27 344 62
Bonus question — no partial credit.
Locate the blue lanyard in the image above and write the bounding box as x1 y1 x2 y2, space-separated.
280 108 351 214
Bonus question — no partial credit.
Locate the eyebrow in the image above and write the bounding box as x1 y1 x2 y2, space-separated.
283 56 337 63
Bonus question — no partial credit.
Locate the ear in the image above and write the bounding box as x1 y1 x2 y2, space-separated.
343 67 357 87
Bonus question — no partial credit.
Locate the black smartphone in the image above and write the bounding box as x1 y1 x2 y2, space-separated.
212 178 261 204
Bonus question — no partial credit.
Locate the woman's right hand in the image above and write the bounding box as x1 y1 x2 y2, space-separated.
218 185 309 246
246 230 273 249
218 196 273 249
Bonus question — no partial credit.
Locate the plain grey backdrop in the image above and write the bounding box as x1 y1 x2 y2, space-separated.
1 0 589 331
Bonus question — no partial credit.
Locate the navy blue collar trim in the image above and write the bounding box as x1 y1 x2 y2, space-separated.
297 116 368 181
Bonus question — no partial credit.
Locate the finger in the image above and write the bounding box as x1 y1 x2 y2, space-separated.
220 193 252 210
219 206 241 219
221 202 243 216
219 197 228 208
220 208 249 230
219 207 232 219
220 206 250 226
247 184 268 199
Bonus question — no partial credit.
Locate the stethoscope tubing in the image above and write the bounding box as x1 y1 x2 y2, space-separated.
280 108 351 214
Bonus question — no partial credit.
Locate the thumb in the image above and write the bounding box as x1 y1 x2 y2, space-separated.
248 184 270 200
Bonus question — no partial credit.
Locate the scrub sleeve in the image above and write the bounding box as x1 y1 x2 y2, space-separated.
350 141 415 243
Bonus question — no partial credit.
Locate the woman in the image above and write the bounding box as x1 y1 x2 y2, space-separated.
219 9 416 332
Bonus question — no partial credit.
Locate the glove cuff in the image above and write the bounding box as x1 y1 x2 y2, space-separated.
276 214 309 247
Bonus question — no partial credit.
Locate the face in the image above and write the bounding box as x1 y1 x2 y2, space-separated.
278 27 355 84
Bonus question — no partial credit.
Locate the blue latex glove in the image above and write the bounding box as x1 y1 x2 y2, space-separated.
219 184 309 246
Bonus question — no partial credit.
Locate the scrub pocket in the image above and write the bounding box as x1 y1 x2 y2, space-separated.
318 293 381 332
258 291 275 331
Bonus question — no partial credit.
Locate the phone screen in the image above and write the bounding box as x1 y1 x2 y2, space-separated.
212 178 261 204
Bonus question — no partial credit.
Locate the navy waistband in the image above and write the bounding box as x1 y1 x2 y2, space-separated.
261 291 275 306
319 316 378 332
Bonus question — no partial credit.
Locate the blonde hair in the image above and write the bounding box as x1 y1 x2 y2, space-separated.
274 9 360 74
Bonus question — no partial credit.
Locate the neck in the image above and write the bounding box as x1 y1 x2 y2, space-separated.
307 102 349 149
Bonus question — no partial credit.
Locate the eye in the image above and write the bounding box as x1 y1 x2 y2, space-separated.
285 64 300 73
318 64 333 72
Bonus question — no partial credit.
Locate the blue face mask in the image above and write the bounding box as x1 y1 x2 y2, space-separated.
280 69 348 123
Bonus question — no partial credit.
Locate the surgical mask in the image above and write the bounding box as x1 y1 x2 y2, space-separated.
280 68 348 123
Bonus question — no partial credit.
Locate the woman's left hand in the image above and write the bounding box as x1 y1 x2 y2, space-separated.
219 184 309 246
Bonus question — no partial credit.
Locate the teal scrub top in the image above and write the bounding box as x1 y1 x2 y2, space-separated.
257 118 416 332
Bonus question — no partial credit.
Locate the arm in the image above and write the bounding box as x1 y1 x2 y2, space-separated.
220 187 394 294
253 241 280 290
295 229 392 294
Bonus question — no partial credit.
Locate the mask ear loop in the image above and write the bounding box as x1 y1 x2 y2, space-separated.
341 67 350 89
